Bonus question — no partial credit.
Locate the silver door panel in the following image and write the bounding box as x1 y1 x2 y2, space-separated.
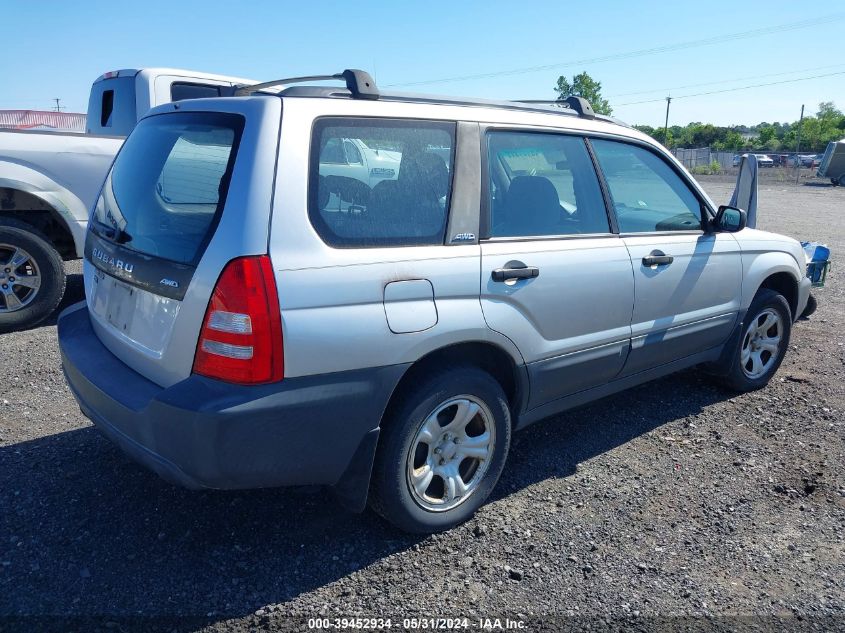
480 238 633 362
621 232 742 375
480 237 634 407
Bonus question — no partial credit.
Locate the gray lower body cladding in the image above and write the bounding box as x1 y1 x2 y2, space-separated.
58 303 407 507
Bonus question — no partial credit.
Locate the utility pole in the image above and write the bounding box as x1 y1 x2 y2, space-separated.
794 104 804 186
663 96 672 147
52 98 64 112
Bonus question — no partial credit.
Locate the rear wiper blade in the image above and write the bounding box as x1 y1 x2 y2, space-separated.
94 220 131 244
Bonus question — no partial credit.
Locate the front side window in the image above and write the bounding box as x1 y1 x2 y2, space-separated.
310 118 455 247
487 131 609 237
591 139 703 233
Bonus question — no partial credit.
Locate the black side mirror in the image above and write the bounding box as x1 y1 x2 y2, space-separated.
714 205 747 232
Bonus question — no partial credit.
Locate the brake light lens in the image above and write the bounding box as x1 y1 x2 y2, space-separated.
192 256 284 384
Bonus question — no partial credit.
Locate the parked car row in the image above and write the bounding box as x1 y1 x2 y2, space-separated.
731 154 774 167
731 153 823 168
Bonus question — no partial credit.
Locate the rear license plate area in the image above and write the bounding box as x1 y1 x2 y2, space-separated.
95 271 137 333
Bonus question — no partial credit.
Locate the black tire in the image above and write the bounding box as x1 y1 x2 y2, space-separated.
800 293 818 319
839 174 845 187
369 366 511 533
0 219 66 332
719 289 792 392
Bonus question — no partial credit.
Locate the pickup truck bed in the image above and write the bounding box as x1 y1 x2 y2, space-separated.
0 129 123 256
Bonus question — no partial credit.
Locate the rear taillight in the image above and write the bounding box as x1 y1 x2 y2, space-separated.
192 256 284 384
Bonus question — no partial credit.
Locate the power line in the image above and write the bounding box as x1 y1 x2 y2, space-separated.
615 70 845 106
384 13 845 88
608 62 845 98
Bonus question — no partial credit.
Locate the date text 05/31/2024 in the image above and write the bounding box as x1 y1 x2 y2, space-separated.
307 617 527 630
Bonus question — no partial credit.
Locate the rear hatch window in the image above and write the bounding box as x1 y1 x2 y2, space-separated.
91 111 244 267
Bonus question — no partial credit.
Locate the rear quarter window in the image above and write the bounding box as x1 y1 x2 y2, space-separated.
309 118 456 248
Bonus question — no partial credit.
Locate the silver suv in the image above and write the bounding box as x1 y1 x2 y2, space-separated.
58 70 812 533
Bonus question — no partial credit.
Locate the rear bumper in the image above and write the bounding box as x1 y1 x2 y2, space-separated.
58 302 407 505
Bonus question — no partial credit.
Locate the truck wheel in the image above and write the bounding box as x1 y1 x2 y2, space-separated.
719 289 792 393
839 174 845 187
369 366 511 533
0 219 66 332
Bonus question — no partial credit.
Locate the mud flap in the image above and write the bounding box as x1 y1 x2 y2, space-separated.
330 428 381 513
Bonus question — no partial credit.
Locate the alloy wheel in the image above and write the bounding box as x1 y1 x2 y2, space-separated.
0 244 41 313
740 308 783 379
406 396 496 512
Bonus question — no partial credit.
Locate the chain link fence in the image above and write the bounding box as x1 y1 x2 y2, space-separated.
672 148 735 171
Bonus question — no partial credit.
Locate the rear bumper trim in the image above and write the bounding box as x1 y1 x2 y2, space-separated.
58 302 407 494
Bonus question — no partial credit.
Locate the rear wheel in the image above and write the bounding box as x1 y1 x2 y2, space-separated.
0 220 65 332
369 366 511 533
719 289 791 392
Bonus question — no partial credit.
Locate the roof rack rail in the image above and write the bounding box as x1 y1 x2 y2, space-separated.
235 69 379 100
515 96 596 120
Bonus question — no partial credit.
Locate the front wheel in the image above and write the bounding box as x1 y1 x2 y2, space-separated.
720 289 792 392
369 366 511 533
0 220 66 332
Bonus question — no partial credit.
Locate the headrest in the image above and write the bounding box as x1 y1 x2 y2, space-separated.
399 152 450 199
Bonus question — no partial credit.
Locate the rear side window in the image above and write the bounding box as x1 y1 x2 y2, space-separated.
487 132 609 237
170 82 224 101
591 139 703 233
92 112 244 265
309 118 455 247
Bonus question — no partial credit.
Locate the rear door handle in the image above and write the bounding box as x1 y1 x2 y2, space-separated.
642 250 674 267
492 263 540 282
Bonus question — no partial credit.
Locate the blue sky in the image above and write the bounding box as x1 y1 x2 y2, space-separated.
1 0 843 127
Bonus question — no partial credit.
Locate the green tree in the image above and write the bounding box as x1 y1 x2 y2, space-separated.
817 102 843 120
757 125 776 147
715 130 744 151
649 127 674 147
632 102 842 152
634 124 656 136
554 72 612 115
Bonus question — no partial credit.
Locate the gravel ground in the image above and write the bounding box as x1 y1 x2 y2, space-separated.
1 179 843 632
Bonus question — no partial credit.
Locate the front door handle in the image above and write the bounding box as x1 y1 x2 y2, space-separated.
642 250 674 267
492 262 540 282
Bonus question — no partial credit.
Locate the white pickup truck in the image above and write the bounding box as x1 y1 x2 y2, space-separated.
0 68 254 330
